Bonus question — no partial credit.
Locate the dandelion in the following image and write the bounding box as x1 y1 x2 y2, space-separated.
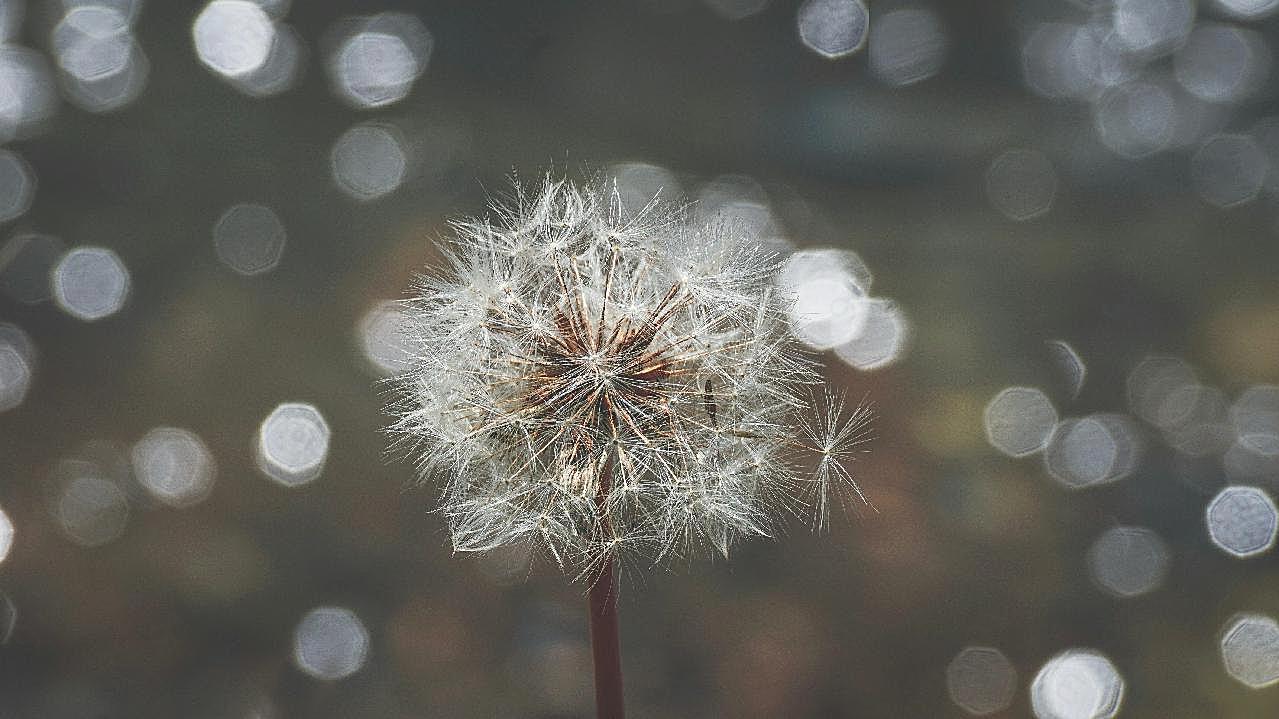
390 177 870 718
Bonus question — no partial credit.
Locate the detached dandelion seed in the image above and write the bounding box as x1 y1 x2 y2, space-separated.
390 177 871 718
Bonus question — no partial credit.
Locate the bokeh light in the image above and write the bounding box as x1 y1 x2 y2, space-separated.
0 323 33 413
611 162 683 216
213 203 286 276
1087 526 1170 598
131 427 216 508
984 387 1058 458
192 0 276 80
778 248 869 351
1191 134 1268 209
1046 340 1087 400
0 148 34 222
327 13 432 110
292 606 370 680
256 402 330 487
330 123 408 202
1112 0 1194 56
1205 485 1278 558
1092 82 1177 159
796 0 869 59
1173 25 1269 105
985 149 1057 221
1030 649 1124 719
0 504 13 564
0 45 57 142
1044 414 1141 489
51 246 130 321
868 8 947 87
833 297 909 371
1213 0 1279 19
1220 613 1279 688
945 646 1018 716
56 472 129 547
51 3 148 113
357 300 413 377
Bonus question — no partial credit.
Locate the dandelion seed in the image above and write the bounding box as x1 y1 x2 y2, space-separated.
391 177 870 574
389 176 872 718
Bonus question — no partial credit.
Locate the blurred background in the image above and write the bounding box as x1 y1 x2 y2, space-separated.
2 0 1279 716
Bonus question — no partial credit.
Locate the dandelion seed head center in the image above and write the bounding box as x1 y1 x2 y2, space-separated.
393 179 868 572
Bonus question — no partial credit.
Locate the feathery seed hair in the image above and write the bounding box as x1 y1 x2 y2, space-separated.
391 177 870 579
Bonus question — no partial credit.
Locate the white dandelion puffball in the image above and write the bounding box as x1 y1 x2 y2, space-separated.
391 178 870 577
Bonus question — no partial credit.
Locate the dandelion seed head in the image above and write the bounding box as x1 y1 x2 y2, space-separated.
391 178 870 575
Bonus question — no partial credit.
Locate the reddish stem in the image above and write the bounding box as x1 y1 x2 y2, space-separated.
588 555 625 719
589 455 625 719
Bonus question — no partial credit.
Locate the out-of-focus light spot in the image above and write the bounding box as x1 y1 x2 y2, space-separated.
328 13 432 110
213 203 286 276
695 174 770 226
227 23 301 98
0 46 58 141
985 149 1057 221
1044 414 1140 489
834 297 909 371
131 427 216 508
293 606 370 680
58 42 148 113
1232 385 1279 437
610 162 683 217
0 592 13 644
945 646 1018 716
331 123 407 201
0 149 34 222
0 323 33 413
0 233 63 304
1230 387 1279 472
868 8 947 87
358 300 413 377
1126 355 1196 426
56 474 128 547
1221 613 1279 688
1022 23 1097 101
1214 0 1279 18
778 248 870 350
1174 25 1269 104
1161 384 1233 457
984 387 1058 458
1191 134 1268 208
1030 649 1124 719
0 505 13 564
1093 82 1177 158
1206 485 1278 558
52 6 131 82
51 246 130 321
796 0 868 59
1087 526 1170 598
257 402 329 487
61 0 143 23
1046 340 1086 400
193 0 276 79
1112 0 1194 57
704 0 769 21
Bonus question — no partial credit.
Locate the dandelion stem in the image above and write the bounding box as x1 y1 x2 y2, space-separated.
589 454 625 719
